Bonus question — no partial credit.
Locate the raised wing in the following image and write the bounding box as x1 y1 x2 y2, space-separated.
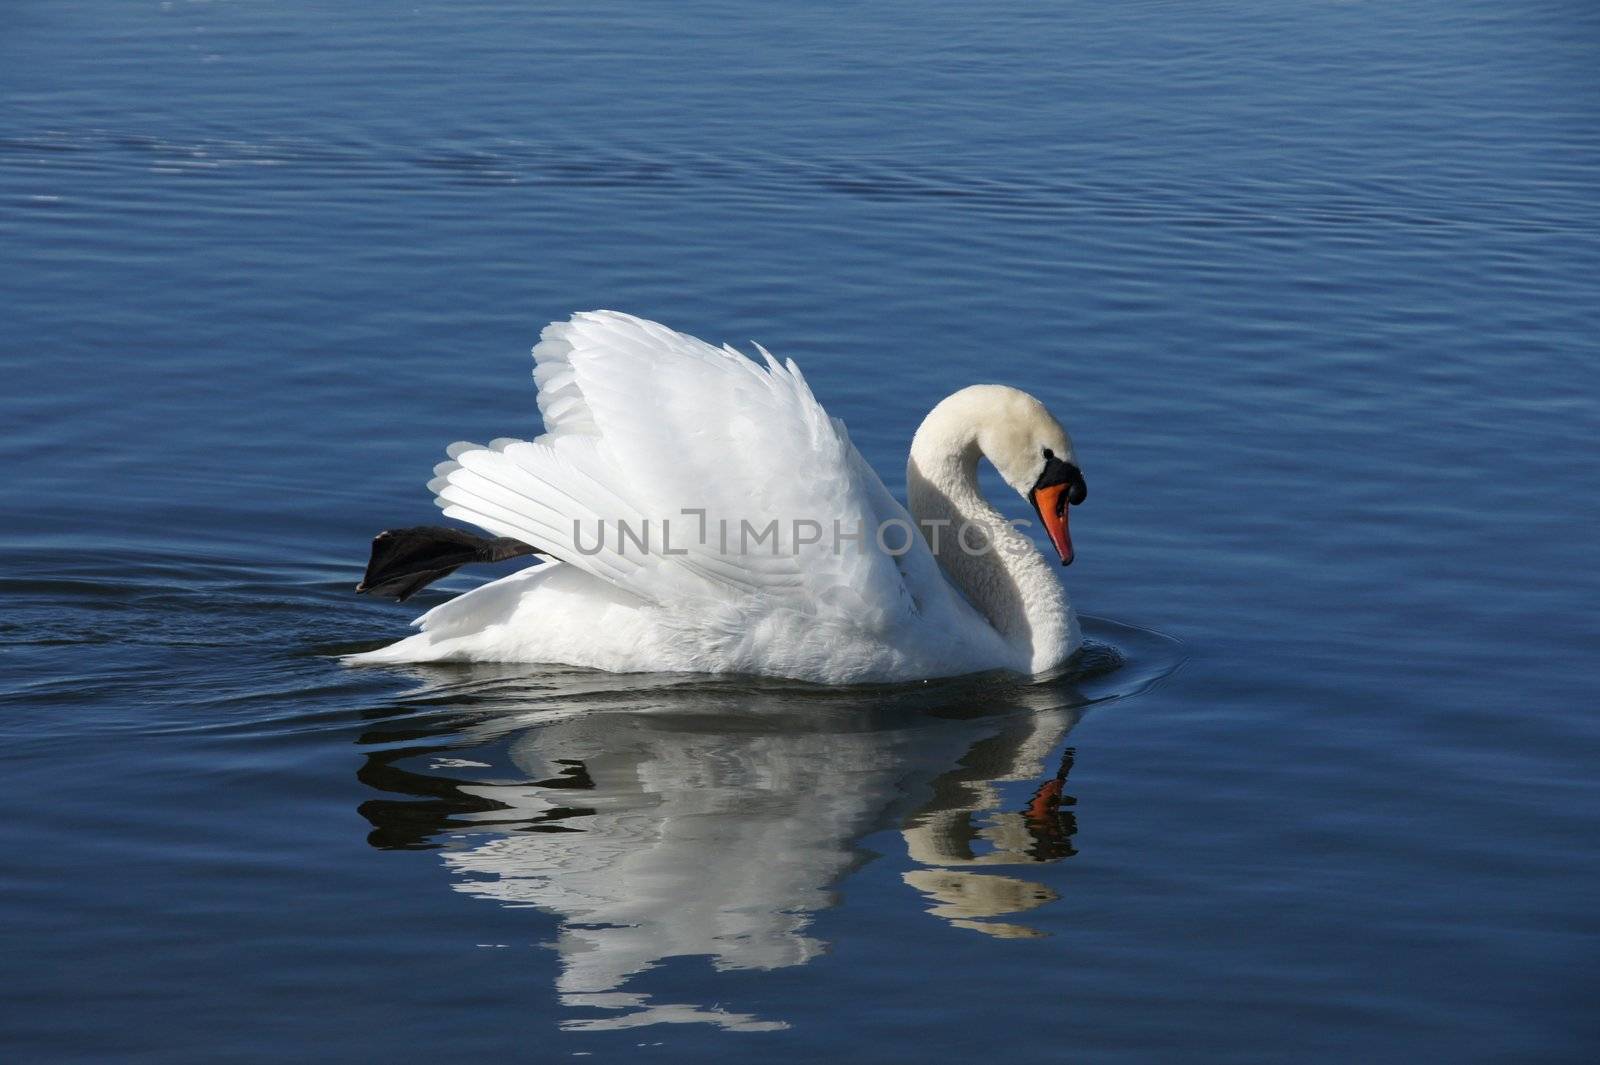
429 311 933 628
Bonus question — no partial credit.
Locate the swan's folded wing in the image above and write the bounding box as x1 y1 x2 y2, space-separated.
432 310 928 627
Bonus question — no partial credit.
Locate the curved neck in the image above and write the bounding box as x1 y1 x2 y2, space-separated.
906 398 1076 674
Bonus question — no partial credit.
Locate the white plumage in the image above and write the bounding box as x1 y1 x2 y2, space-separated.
348 311 1084 683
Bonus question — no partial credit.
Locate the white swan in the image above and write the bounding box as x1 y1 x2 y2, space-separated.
348 311 1087 683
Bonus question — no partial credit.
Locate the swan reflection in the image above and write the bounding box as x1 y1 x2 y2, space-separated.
355 663 1103 1031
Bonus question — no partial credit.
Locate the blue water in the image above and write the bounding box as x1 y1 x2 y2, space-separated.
3 1 1598 1060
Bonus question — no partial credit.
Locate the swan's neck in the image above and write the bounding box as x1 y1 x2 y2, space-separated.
906 407 1077 674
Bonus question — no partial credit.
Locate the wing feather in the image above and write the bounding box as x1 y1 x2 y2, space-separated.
427 311 931 626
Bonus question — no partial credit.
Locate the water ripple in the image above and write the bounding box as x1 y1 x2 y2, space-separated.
3 128 1591 235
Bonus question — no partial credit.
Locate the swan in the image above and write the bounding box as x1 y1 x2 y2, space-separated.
348 311 1087 684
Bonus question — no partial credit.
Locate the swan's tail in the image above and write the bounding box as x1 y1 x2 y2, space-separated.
354 525 539 602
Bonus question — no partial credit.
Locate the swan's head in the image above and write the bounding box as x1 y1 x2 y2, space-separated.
964 385 1087 566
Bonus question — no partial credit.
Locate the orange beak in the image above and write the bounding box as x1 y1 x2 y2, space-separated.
1030 482 1074 566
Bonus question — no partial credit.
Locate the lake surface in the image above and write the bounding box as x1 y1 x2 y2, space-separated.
3 1 1597 1060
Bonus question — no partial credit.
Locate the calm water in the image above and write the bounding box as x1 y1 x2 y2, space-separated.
3 1 1598 1060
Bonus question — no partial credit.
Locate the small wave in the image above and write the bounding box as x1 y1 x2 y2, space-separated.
1 126 1574 234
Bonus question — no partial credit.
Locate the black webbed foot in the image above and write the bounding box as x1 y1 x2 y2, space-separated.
356 525 539 601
